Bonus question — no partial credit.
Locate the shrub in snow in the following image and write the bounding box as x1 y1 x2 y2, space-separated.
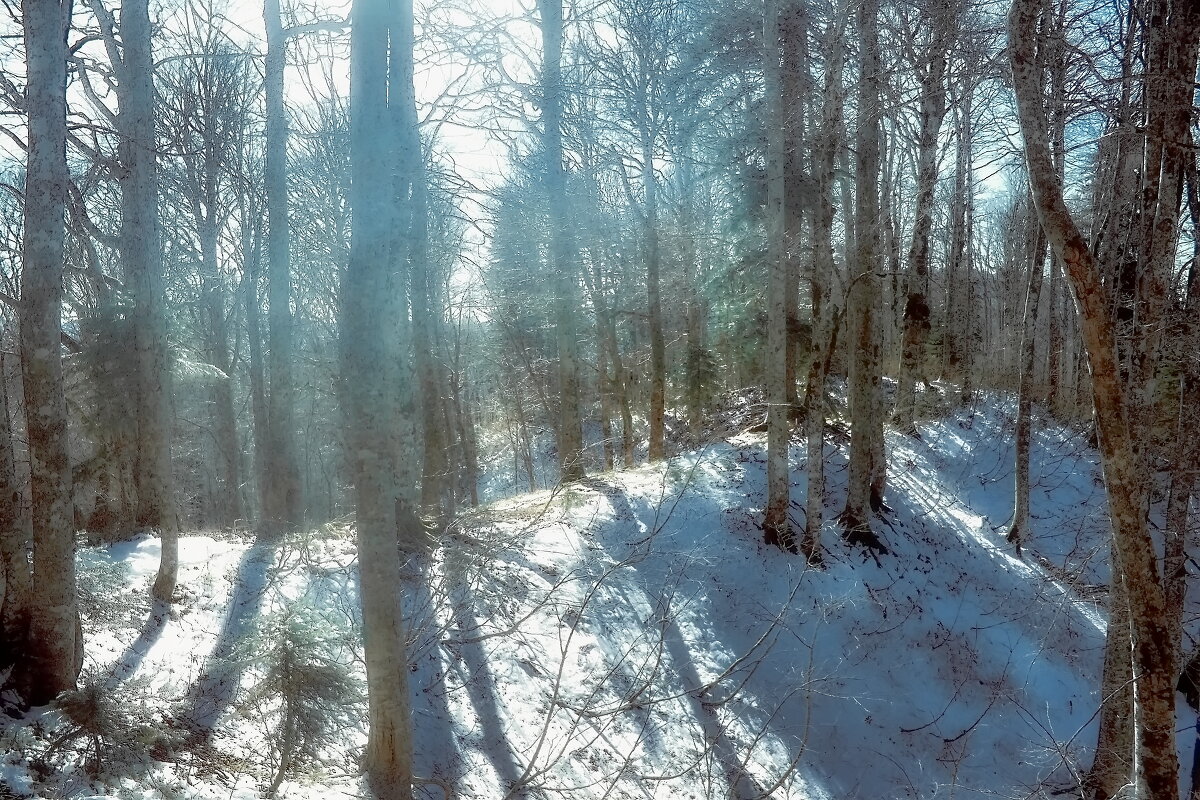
236 601 362 797
38 675 156 783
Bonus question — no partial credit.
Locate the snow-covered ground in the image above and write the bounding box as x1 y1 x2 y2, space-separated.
1 396 1160 799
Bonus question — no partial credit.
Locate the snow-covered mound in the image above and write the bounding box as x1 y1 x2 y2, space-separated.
413 398 1113 798
3 396 1128 799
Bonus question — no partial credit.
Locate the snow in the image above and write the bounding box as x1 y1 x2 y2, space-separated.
2 394 1157 799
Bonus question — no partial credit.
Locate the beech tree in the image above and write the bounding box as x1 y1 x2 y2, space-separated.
14 0 81 704
891 0 957 434
158 21 251 530
799 1 848 566
840 0 887 550
1009 0 1200 794
81 0 177 600
762 0 794 554
342 0 419 793
263 0 304 536
540 0 585 483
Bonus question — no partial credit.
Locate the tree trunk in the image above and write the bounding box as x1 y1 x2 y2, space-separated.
588 247 617 469
762 0 794 554
597 323 615 470
944 97 975 403
801 10 845 566
1045 7 1066 410
644 133 666 463
344 0 416 795
841 0 886 549
407 136 449 518
242 217 269 525
893 27 949 434
1165 189 1200 669
112 0 176 601
197 152 242 529
1009 0 1199 793
15 0 81 704
541 0 585 483
451 370 480 506
1089 559 1136 800
1007 221 1046 556
780 0 806 417
263 0 303 537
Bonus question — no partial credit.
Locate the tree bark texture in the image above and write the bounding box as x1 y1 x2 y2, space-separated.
1007 221 1046 557
1089 560 1136 800
780 0 806 417
16 0 81 704
801 13 845 566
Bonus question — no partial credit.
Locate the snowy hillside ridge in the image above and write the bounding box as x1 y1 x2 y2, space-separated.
1 396 1129 799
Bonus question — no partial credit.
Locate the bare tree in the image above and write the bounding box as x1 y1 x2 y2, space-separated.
13 0 82 704
762 0 795 554
840 0 887 552
799 2 848 566
158 10 251 530
1005 203 1045 558
263 0 303 537
891 0 958 434
1010 0 1200 794
342 0 418 794
540 0 585 483
84 0 178 599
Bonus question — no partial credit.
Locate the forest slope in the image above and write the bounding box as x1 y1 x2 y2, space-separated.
0 395 1142 799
